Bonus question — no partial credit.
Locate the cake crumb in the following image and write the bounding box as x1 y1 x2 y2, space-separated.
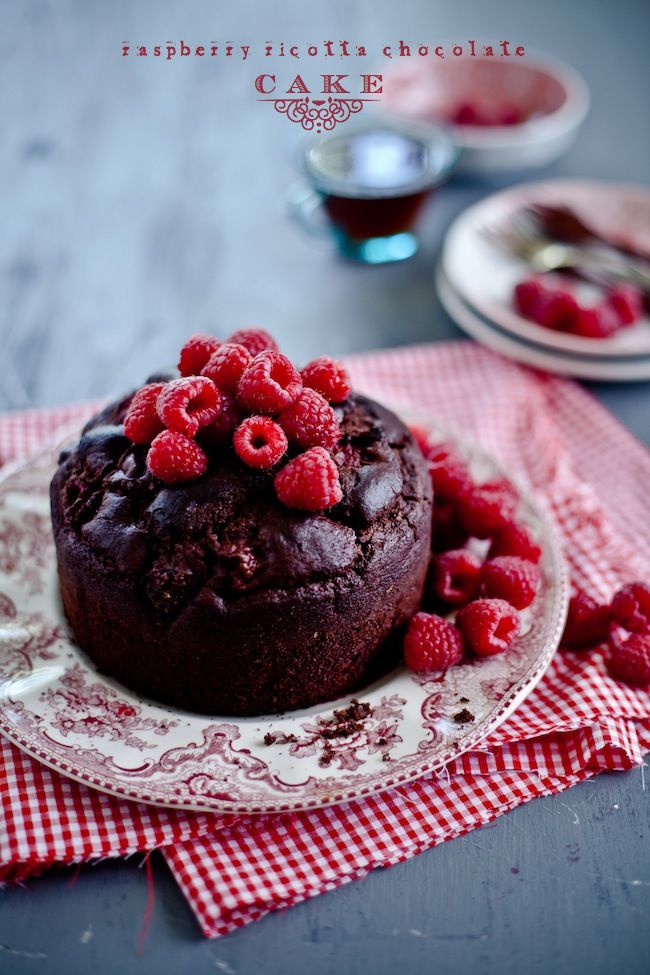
334 699 372 723
319 744 334 767
453 708 474 724
263 732 298 746
320 722 364 739
264 699 374 765
318 699 373 741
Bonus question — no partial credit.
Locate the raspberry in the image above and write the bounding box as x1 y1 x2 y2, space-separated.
274 446 342 511
456 598 520 657
403 612 464 672
300 356 351 403
123 383 165 444
199 393 242 445
610 582 650 634
605 284 643 327
146 430 208 484
495 105 522 125
430 549 482 606
572 304 620 339
453 102 521 126
457 480 518 539
279 388 341 449
561 591 611 649
226 328 279 357
157 377 222 437
480 556 539 609
609 632 650 685
201 343 252 394
453 102 482 125
431 498 469 552
514 278 547 319
178 333 221 376
532 288 580 331
426 443 472 501
233 416 288 469
238 351 302 415
488 522 542 563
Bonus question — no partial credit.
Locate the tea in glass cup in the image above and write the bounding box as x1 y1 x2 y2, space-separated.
291 120 458 263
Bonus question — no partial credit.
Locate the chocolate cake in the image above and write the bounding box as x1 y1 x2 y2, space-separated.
51 344 432 716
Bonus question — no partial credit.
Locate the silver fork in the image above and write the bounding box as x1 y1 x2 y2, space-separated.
482 210 650 295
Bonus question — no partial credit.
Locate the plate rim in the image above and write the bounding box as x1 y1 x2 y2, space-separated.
0 419 570 815
437 265 650 382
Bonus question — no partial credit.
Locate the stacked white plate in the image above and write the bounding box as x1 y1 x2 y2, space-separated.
437 180 650 382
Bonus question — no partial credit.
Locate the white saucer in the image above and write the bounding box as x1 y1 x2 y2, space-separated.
439 179 650 380
437 266 650 382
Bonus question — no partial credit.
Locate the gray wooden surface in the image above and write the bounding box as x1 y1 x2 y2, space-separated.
1 0 649 972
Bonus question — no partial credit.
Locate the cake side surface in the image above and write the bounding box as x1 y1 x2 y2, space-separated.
51 393 432 715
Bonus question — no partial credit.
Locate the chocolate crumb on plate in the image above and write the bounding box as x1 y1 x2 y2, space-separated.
335 699 372 722
263 732 298 746
319 743 335 767
320 722 364 739
317 698 373 741
453 708 475 724
263 699 374 766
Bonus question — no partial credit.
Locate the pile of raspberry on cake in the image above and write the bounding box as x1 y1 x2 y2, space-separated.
123 328 350 512
405 435 650 687
52 325 434 715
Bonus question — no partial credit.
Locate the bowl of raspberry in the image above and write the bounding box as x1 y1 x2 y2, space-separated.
384 51 589 175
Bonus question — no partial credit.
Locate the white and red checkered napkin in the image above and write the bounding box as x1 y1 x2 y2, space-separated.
1 342 649 937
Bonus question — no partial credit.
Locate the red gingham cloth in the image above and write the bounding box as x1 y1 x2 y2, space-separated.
1 341 649 937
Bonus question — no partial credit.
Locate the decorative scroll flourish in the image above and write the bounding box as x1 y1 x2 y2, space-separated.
261 96 369 132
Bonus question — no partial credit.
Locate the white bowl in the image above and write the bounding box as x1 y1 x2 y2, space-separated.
384 52 590 176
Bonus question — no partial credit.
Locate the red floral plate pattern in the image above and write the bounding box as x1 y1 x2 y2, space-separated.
0 416 569 814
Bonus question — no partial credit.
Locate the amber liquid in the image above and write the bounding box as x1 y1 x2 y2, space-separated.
322 190 430 240
309 129 435 240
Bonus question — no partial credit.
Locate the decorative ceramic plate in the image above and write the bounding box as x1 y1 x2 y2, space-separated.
0 416 569 815
440 179 650 380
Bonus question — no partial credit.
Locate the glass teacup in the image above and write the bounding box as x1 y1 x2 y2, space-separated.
290 118 458 263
